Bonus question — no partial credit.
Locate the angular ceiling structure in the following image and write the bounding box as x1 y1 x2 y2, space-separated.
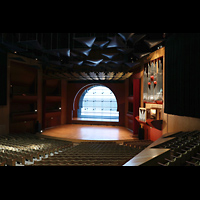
102 53 118 59
144 39 164 49
54 48 70 57
124 62 139 68
73 48 92 56
1 32 167 81
133 52 150 59
86 59 103 65
93 40 109 48
118 33 135 41
18 40 43 50
129 33 146 45
117 48 134 54
107 35 126 48
70 60 83 65
74 37 96 48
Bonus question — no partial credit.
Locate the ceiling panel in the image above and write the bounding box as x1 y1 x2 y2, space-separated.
1 32 168 81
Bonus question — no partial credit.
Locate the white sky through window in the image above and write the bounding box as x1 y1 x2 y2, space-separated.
78 85 119 122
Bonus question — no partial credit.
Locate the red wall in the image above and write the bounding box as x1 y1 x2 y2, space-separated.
133 79 140 135
67 82 126 126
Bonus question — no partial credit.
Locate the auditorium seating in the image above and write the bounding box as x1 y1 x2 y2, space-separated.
5 130 200 166
32 142 142 166
0 133 73 166
0 133 149 166
124 140 152 150
155 130 200 166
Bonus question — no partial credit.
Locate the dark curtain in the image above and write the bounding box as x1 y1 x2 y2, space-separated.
165 33 200 118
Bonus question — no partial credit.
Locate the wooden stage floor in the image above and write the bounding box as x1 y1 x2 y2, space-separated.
42 124 137 143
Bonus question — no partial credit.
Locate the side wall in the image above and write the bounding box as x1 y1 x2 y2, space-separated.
0 53 10 134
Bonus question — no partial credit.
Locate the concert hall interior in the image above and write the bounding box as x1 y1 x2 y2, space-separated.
0 33 200 166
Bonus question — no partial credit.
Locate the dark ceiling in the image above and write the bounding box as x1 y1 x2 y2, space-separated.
0 33 170 81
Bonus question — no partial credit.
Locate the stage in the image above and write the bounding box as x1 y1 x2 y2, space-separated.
42 124 137 143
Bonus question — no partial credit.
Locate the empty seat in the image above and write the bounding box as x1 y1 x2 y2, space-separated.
0 133 145 166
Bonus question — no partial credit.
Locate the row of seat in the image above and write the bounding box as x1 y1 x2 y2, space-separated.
185 153 200 166
0 133 151 166
30 141 142 166
0 133 73 166
124 140 152 149
156 130 200 166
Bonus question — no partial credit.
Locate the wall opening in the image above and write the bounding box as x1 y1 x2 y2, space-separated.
77 85 119 122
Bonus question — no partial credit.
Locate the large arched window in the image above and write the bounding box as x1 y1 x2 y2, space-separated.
78 85 119 122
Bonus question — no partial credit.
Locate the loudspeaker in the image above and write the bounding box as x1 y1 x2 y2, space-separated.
138 126 144 140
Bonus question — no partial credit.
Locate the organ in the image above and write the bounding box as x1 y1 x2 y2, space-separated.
136 47 165 141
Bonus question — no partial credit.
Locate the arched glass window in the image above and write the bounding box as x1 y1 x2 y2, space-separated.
78 85 119 122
